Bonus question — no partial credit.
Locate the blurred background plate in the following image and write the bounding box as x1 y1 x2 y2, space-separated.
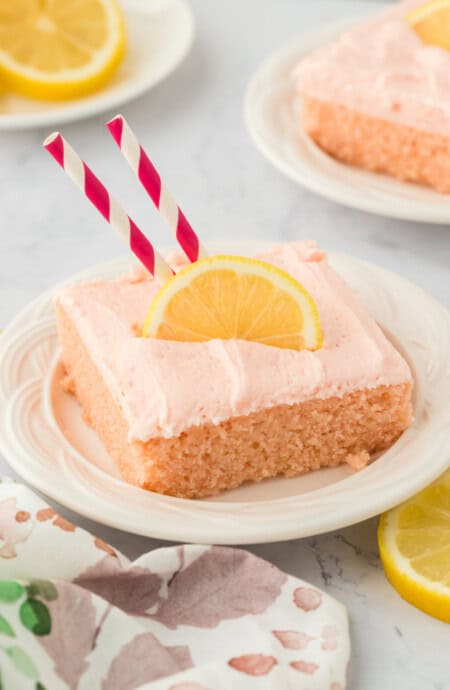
0 0 194 131
244 12 450 224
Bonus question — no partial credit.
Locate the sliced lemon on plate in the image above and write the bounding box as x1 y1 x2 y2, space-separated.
143 255 323 352
406 0 450 51
378 469 450 623
0 0 126 100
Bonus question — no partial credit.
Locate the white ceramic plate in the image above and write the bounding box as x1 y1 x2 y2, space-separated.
244 13 450 224
1 241 449 544
0 0 194 131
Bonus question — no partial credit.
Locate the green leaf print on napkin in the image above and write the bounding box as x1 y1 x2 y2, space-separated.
20 599 51 636
5 645 39 679
0 581 24 602
0 614 15 637
26 580 58 602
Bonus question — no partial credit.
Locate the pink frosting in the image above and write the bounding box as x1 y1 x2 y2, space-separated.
56 242 411 441
294 0 450 137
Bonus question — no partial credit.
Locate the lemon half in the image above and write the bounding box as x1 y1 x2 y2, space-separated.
378 469 450 623
0 0 126 100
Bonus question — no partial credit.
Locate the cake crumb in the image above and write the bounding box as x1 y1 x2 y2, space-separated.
61 371 75 394
82 410 92 426
346 451 370 472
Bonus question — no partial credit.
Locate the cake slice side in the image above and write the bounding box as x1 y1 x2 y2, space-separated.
302 97 450 193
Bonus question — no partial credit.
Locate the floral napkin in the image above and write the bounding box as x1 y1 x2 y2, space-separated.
0 477 350 690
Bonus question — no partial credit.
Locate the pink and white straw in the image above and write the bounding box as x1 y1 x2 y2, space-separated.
43 132 173 285
107 114 208 263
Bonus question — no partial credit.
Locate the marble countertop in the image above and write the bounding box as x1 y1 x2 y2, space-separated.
0 1 449 688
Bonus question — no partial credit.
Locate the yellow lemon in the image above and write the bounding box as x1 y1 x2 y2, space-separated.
0 0 126 100
378 469 450 623
406 0 450 50
143 255 323 352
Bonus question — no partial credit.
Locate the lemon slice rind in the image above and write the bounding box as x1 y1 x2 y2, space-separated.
406 0 450 51
407 0 450 24
378 471 450 623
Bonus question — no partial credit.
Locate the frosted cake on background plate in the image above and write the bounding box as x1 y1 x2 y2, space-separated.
295 0 450 193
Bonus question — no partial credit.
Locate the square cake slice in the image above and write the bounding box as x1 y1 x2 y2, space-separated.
55 242 412 499
295 0 450 193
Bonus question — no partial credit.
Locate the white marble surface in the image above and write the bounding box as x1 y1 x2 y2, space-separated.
0 1 449 688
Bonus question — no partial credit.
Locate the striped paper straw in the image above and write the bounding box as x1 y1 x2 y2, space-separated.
44 132 174 285
107 114 208 263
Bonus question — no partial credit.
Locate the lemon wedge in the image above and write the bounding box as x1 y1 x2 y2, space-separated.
406 0 450 51
378 469 450 623
142 255 323 352
0 0 126 100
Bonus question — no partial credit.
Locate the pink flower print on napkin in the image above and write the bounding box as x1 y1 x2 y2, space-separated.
293 586 323 611
94 537 117 557
322 625 338 651
0 498 33 558
35 507 56 522
75 555 163 615
36 507 76 532
229 654 278 676
169 684 211 690
102 632 193 690
290 660 319 674
273 630 314 650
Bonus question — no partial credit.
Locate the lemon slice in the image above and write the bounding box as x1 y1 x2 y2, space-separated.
142 255 323 351
0 0 126 100
406 0 450 50
378 469 450 623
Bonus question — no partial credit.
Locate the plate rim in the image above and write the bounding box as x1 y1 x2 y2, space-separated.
0 0 194 131
243 10 450 225
1 241 450 544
